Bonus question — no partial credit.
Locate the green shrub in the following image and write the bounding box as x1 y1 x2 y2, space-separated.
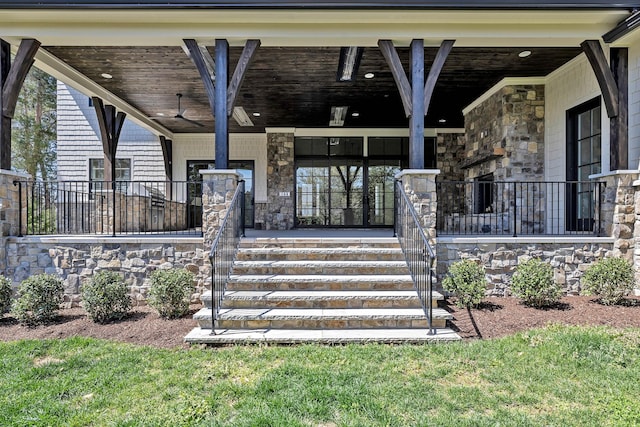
82 270 132 323
511 258 561 307
0 276 12 315
442 259 487 308
582 257 635 305
148 268 195 319
11 274 64 325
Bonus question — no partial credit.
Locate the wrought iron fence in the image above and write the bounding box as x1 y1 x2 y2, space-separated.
209 180 245 334
436 180 606 236
14 180 203 236
394 180 436 335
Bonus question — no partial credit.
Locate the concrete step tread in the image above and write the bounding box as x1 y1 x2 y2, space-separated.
185 327 461 343
203 289 444 301
194 307 453 320
229 274 414 283
233 260 409 267
240 237 400 245
238 247 403 254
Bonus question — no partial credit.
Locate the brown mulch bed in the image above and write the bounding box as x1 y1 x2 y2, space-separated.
0 297 639 348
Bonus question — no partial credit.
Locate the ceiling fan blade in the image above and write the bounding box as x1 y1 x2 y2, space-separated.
177 115 205 127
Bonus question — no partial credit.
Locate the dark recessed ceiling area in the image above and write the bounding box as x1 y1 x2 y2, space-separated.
45 45 582 133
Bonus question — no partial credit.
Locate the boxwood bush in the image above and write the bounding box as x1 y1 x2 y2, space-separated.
511 258 561 307
0 275 12 315
148 268 195 319
582 257 635 305
11 273 64 325
82 270 132 323
442 259 487 308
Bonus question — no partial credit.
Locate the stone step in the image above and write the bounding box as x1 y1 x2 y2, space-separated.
236 247 404 261
193 307 452 330
201 290 443 309
232 260 410 275
226 274 417 291
185 327 462 344
239 237 400 249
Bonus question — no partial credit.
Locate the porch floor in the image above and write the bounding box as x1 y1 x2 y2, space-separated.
244 228 394 238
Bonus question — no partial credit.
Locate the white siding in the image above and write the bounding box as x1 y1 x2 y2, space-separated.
545 52 609 182
56 83 165 182
629 40 640 169
173 133 268 202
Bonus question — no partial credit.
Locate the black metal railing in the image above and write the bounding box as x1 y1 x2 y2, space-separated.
14 180 202 236
436 180 606 236
209 180 245 334
394 180 436 335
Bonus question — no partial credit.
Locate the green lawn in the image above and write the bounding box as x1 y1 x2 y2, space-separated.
1 325 639 426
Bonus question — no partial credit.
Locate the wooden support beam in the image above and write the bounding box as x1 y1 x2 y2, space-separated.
424 40 455 112
93 97 126 182
410 39 425 169
2 39 40 119
610 47 628 170
227 39 260 114
183 39 216 115
159 136 173 181
0 40 10 170
215 39 229 170
378 40 412 117
0 38 40 170
581 40 619 118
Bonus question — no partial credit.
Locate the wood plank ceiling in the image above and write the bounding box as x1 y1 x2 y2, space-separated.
45 45 581 133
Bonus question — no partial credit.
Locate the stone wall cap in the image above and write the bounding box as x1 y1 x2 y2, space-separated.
437 236 615 244
590 170 640 180
395 169 441 179
199 169 240 178
8 235 203 244
1 169 31 180
265 127 296 134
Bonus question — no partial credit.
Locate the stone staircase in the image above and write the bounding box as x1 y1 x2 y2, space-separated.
184 237 460 344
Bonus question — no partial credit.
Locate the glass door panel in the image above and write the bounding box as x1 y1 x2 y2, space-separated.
329 161 364 226
367 160 401 226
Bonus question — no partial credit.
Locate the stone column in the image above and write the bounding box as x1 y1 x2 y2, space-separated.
200 169 240 249
260 128 295 230
0 170 29 277
596 171 638 261
395 169 440 248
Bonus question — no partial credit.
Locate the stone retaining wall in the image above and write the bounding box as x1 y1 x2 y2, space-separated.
436 238 614 296
5 237 208 307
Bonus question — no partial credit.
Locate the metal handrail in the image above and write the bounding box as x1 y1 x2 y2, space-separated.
14 179 202 236
436 180 606 236
394 180 436 335
208 180 245 335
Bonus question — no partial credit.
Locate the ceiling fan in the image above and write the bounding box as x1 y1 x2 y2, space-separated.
150 93 205 127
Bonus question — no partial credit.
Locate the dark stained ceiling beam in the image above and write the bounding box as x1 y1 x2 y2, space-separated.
227 39 260 115
2 38 40 118
92 96 126 182
378 39 412 117
0 38 40 170
581 40 619 118
159 136 173 180
424 39 454 112
183 38 217 116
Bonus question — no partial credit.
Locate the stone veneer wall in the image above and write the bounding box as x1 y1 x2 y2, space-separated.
4 237 207 307
436 239 614 295
436 132 466 182
464 85 545 182
256 131 295 230
201 170 239 249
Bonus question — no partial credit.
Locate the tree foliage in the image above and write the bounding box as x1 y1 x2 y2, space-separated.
12 67 57 181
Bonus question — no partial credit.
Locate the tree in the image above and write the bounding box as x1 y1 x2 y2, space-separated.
12 67 57 181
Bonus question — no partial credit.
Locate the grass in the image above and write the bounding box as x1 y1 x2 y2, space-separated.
1 325 639 426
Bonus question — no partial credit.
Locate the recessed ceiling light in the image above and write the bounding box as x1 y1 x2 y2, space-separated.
100 73 113 79
438 119 447 123
156 112 165 117
518 50 532 58
364 72 375 79
351 112 360 117
252 112 261 117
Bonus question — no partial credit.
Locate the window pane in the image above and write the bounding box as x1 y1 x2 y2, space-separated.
578 111 590 139
592 106 601 134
